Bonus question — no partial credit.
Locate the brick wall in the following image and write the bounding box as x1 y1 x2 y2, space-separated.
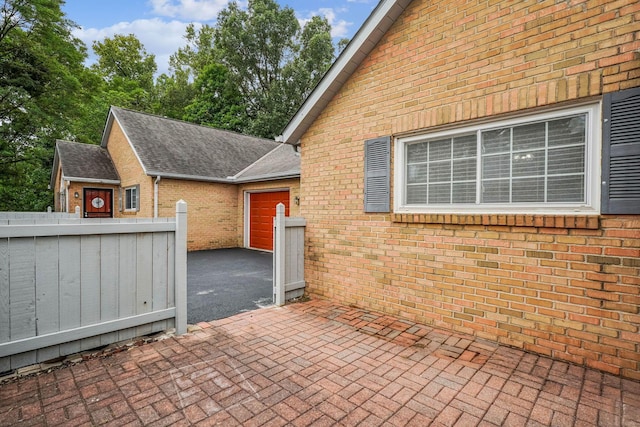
53 162 118 216
107 118 236 250
106 119 154 218
300 0 640 379
157 178 238 251
105 119 302 251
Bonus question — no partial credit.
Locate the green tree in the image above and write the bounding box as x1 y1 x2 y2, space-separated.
0 0 86 210
169 23 216 82
183 63 247 132
214 0 337 138
70 33 159 145
153 24 216 119
91 34 156 92
91 34 157 112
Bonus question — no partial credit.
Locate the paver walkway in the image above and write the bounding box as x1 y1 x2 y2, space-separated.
1 300 639 426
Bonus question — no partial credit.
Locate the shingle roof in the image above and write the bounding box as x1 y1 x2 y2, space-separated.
233 144 300 182
107 107 283 181
279 0 412 144
54 140 120 183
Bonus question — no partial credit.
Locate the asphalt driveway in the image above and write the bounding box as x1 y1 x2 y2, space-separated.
187 248 273 324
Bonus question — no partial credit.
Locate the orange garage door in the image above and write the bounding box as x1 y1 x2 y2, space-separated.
249 191 290 251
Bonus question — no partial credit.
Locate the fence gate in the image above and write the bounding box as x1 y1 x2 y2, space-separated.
273 203 306 305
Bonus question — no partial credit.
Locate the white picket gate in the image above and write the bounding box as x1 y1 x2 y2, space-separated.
0 201 187 372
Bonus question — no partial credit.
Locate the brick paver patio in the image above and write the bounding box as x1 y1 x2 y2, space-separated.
1 299 639 426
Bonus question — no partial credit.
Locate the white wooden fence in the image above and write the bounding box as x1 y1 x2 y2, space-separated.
273 203 306 305
0 207 80 222
0 201 187 372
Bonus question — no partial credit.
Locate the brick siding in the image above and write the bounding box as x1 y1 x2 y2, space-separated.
300 0 640 379
106 120 154 218
53 159 118 216
158 178 238 251
106 121 299 251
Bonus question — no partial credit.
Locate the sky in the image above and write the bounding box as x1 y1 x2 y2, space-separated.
62 0 377 76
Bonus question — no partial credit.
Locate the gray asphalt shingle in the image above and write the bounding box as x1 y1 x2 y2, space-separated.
55 140 120 182
111 107 285 180
234 143 301 182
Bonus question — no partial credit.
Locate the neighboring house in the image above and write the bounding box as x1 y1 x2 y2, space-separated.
52 106 300 251
279 0 640 379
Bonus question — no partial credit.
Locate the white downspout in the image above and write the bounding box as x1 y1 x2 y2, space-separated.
154 176 161 218
64 180 70 213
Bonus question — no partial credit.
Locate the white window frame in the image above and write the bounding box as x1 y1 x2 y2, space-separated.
394 103 602 215
124 186 138 211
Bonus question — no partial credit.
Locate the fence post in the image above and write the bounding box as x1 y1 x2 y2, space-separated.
75 206 81 217
175 200 188 334
273 203 286 306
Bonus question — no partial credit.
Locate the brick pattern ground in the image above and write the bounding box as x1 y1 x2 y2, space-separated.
1 300 639 426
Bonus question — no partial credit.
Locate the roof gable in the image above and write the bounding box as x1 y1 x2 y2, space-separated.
233 144 300 183
279 0 413 145
53 140 120 185
104 107 281 181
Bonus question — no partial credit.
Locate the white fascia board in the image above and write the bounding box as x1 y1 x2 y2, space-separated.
279 0 412 145
232 172 300 184
63 176 121 185
145 171 233 184
230 144 283 180
105 108 149 176
49 147 61 189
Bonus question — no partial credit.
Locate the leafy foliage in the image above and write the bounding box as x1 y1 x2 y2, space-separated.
214 0 337 138
184 63 247 132
0 0 347 210
0 0 86 210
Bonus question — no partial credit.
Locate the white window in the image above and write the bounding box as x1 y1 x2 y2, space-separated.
124 186 138 211
395 104 601 214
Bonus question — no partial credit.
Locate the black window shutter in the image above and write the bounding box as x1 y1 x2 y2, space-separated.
364 136 391 213
602 87 640 214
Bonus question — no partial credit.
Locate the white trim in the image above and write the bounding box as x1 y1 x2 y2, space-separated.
394 103 602 215
230 144 282 180
62 175 120 185
154 176 161 218
0 221 175 238
280 0 412 144
62 176 69 213
244 191 250 248
124 185 138 212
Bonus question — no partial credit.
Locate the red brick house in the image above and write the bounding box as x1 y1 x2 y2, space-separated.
279 0 640 379
52 107 300 251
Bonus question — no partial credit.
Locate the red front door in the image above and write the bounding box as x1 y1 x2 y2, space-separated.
83 188 113 218
249 191 290 250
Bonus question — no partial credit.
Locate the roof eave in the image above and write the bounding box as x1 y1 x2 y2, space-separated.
149 170 300 184
148 171 234 184
50 144 61 189
63 176 121 185
232 172 301 184
279 0 413 145
100 108 114 148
